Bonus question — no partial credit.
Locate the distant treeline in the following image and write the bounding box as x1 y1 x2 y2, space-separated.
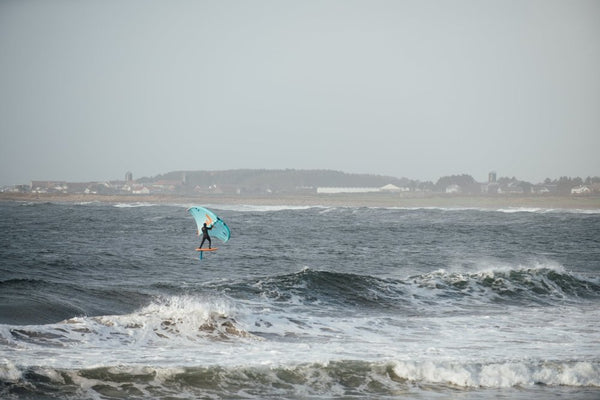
145 169 411 191
141 169 600 194
540 176 600 194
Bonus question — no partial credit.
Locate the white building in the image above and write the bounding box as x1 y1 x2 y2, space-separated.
317 184 409 194
132 186 150 195
317 187 380 194
445 184 461 194
380 184 409 192
571 186 591 194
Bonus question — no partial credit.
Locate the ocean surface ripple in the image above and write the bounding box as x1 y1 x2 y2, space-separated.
1 201 599 399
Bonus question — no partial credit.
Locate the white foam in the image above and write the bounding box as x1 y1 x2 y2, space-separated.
82 295 258 345
496 207 546 214
496 207 600 214
112 202 157 208
0 295 264 369
438 258 568 278
73 200 600 215
378 205 600 214
202 204 327 212
2 289 599 391
392 360 600 388
0 359 21 382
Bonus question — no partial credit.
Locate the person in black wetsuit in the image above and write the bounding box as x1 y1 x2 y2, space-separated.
199 222 212 249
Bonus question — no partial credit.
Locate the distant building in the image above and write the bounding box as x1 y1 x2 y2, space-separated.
317 183 411 194
533 185 551 194
317 187 380 194
571 186 591 195
67 182 91 193
380 184 409 192
498 183 524 194
482 172 499 193
445 184 461 194
3 184 29 193
132 185 150 195
125 172 133 182
30 181 68 193
151 180 181 193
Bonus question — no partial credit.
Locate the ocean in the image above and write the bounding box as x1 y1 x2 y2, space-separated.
1 201 599 399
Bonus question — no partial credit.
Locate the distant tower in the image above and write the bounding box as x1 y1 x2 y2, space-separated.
488 171 497 183
125 171 133 182
182 171 187 185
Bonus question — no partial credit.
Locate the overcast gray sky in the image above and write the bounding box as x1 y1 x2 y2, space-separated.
1 0 599 186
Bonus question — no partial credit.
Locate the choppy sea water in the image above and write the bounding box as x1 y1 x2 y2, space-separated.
1 201 599 399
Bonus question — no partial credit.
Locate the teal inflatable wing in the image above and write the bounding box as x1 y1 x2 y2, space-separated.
187 206 231 243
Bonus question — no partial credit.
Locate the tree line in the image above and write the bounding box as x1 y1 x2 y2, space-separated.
143 169 599 195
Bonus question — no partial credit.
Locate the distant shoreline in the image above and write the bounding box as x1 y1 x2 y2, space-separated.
2 192 599 210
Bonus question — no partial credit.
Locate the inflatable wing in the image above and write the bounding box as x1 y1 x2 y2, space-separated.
187 206 231 243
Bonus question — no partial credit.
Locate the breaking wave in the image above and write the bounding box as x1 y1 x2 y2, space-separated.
0 296 257 355
241 264 600 313
2 359 599 399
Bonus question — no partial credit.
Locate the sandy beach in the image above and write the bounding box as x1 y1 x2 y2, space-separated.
2 191 599 210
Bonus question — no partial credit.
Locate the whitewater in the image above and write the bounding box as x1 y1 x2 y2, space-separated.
1 201 599 399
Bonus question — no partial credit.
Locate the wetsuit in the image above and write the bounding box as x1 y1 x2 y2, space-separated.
200 224 212 249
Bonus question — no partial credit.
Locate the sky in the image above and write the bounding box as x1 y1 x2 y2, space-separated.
1 0 599 186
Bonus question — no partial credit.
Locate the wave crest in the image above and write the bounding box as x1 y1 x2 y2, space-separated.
1 296 258 353
89 295 258 342
410 264 600 305
392 360 600 388
243 264 600 313
2 359 598 399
